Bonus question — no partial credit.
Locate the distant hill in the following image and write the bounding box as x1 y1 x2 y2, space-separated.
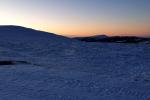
74 35 108 40
74 35 150 44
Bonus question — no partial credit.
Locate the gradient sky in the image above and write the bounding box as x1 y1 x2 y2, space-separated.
0 0 150 37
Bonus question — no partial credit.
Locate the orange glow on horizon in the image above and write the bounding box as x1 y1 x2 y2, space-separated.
0 0 150 37
0 10 149 37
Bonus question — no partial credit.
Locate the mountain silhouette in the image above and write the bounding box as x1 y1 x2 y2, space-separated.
74 35 150 44
74 35 108 40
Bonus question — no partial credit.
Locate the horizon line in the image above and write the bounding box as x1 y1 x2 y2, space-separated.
0 25 149 38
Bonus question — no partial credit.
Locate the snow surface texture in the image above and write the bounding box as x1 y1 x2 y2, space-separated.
0 26 150 100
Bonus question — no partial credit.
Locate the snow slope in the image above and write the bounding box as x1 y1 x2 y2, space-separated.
0 26 150 100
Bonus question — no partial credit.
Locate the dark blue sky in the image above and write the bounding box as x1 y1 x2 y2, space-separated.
0 0 150 36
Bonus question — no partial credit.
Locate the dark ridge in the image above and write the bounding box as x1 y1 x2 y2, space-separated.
74 36 150 44
74 35 108 40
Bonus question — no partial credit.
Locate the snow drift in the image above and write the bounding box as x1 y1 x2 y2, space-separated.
0 26 150 100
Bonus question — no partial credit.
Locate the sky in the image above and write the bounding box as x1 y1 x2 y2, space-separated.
0 0 150 37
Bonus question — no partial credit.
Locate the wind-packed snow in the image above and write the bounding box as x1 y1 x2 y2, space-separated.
0 26 150 100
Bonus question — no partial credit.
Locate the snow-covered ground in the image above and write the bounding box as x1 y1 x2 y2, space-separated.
0 26 150 100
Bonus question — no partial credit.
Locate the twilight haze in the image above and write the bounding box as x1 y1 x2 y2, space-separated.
0 0 150 37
